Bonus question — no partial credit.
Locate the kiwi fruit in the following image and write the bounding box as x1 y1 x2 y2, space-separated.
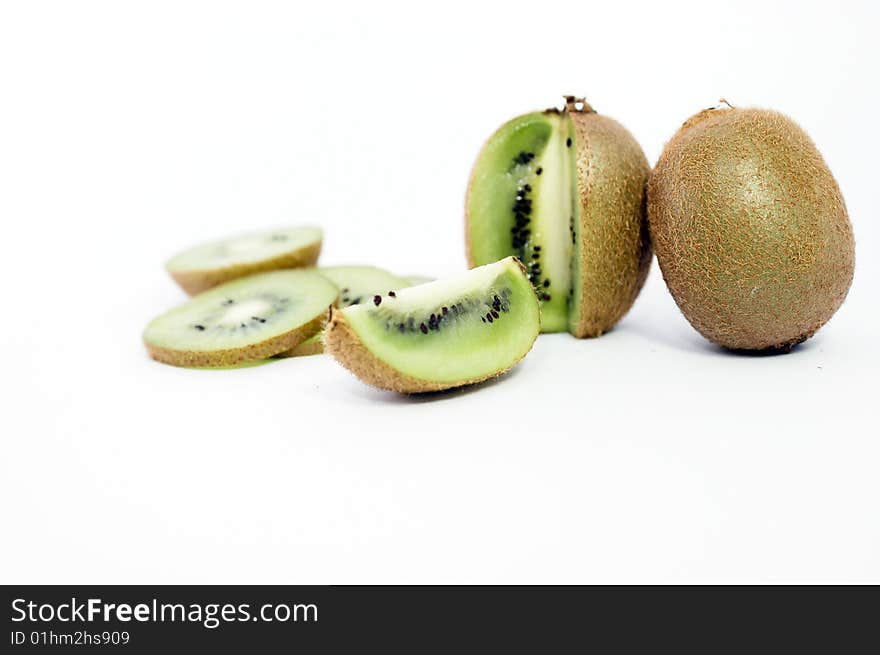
276 333 324 358
166 226 322 295
318 266 410 307
144 269 338 367
402 275 434 286
648 104 855 351
275 265 413 357
466 96 651 336
324 257 540 393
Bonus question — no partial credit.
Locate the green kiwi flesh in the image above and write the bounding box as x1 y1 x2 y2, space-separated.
144 269 337 367
466 112 575 332
324 257 540 393
166 226 322 295
648 106 855 351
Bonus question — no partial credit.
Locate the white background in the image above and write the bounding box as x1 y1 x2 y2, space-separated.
2 0 878 583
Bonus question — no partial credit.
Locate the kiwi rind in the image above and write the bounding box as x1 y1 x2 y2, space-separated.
465 97 651 338
647 105 855 351
566 98 652 337
167 228 322 295
275 333 324 358
324 257 540 393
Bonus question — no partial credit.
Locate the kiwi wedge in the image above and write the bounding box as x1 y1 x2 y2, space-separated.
144 269 337 367
166 226 322 295
466 97 650 336
648 104 855 351
324 257 540 393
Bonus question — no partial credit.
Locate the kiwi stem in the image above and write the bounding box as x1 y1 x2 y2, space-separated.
564 95 596 114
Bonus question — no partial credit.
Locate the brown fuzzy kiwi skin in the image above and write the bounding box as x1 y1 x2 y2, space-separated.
566 98 652 338
647 105 855 351
274 334 325 358
145 312 326 368
168 241 322 296
464 98 651 338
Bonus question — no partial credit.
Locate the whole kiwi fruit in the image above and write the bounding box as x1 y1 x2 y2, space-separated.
648 103 855 351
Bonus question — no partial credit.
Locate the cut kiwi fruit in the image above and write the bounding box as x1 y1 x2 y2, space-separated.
324 257 540 393
275 333 324 358
144 269 337 367
275 266 424 358
466 97 650 337
401 275 434 286
318 266 410 307
166 226 323 295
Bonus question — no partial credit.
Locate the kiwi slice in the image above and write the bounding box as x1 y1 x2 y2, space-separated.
324 257 540 393
401 275 434 286
318 266 410 307
144 269 337 367
466 97 650 337
166 226 322 295
276 266 423 358
278 267 429 358
276 333 324 358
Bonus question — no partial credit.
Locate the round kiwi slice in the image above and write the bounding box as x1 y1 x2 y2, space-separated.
166 226 323 295
466 97 650 337
275 266 423 358
318 266 410 307
401 275 434 286
275 333 324 358
324 257 540 393
144 269 338 367
648 104 855 351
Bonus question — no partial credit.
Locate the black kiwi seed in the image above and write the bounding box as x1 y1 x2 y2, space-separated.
491 309 499 319
486 312 493 323
420 322 428 334
194 324 205 331
543 279 551 288
388 291 396 297
373 295 382 306
442 306 448 315
566 137 572 147
536 167 542 175
252 316 266 323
